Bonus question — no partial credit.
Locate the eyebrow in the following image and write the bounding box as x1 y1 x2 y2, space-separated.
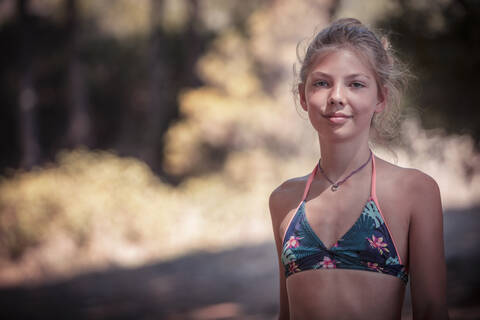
310 71 372 80
348 73 372 80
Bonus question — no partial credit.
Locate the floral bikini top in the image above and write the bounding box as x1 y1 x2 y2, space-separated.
281 156 408 284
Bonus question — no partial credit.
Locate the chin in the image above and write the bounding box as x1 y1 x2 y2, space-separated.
317 128 365 143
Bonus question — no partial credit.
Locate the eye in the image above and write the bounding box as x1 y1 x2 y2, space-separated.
350 82 366 88
313 80 329 87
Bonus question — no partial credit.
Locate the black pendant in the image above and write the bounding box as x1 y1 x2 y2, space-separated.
331 184 339 192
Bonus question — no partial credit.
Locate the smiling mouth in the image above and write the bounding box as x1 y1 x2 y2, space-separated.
322 112 352 118
322 113 352 124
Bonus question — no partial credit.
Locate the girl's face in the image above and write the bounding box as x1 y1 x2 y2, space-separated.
299 48 385 142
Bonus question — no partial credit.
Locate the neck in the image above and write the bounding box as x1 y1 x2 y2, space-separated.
318 135 372 182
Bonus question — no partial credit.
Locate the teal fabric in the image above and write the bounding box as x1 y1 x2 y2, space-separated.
281 199 408 284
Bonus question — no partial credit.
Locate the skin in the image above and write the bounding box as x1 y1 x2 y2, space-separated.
269 49 448 320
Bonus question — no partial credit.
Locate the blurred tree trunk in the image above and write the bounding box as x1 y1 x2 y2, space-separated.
181 0 200 87
65 0 91 147
17 0 40 169
140 0 201 173
139 0 169 171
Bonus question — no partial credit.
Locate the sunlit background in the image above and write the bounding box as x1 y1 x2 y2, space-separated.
0 0 479 319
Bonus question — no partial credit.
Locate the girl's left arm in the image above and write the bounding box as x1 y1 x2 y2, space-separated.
408 171 449 320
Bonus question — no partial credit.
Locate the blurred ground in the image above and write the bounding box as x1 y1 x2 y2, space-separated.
0 208 478 320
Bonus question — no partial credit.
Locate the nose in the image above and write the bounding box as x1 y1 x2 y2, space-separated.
328 84 346 106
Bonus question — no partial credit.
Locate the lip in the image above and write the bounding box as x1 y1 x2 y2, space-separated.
322 112 352 124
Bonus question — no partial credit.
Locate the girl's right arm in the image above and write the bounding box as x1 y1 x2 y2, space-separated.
269 187 290 320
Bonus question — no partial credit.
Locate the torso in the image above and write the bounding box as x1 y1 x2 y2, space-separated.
287 270 405 320
273 156 414 320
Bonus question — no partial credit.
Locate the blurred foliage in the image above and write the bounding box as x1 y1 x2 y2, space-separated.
0 147 279 280
0 0 266 174
0 148 173 260
375 0 480 142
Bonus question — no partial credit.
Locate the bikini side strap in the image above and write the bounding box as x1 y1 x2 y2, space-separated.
371 155 377 199
369 154 404 265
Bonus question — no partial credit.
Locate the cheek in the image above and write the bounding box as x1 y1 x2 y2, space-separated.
354 107 377 125
307 107 321 124
306 91 327 108
306 107 326 131
351 93 379 114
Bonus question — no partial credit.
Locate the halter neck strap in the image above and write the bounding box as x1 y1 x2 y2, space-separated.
298 164 316 203
300 165 317 202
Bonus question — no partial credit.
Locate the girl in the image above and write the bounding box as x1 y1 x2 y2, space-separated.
269 18 448 320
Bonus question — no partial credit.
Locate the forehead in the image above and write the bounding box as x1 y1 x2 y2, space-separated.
308 48 376 79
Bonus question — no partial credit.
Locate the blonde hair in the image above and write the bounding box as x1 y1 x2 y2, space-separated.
294 18 411 145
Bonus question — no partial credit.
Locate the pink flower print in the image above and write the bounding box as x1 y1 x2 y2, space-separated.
319 256 336 269
332 241 339 248
286 236 302 249
367 235 390 255
367 262 383 272
288 261 300 273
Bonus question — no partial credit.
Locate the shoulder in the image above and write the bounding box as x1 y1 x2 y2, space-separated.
375 156 441 215
269 175 308 224
405 169 441 198
387 159 439 198
404 169 443 223
376 156 438 188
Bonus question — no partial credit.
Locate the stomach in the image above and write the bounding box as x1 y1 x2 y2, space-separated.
286 269 406 320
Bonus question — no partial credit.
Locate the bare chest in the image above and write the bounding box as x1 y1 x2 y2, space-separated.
301 178 372 249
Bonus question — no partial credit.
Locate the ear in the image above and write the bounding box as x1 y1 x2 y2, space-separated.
375 86 387 113
298 83 308 111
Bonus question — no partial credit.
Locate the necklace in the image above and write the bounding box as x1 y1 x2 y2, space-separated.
318 150 373 192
